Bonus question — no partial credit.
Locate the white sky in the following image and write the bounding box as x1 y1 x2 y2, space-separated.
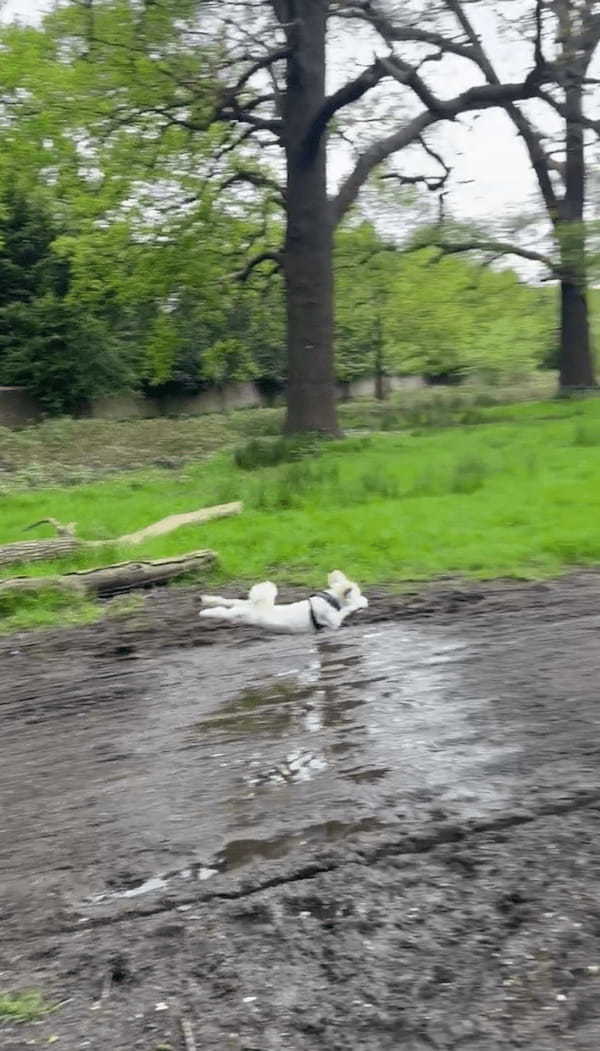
1 0 49 21
0 0 565 237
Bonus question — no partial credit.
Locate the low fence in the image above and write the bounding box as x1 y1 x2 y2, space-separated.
0 375 425 429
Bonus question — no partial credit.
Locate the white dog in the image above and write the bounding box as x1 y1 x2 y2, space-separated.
199 570 368 635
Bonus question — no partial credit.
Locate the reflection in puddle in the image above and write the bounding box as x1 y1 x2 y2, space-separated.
217 817 381 872
86 816 380 906
189 625 517 850
82 621 522 906
211 626 517 824
247 749 328 786
120 875 167 898
86 863 220 905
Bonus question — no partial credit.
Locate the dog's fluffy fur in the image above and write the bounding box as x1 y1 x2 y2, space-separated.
199 570 368 635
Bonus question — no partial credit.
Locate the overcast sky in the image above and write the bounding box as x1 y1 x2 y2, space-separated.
0 0 543 230
2 0 49 21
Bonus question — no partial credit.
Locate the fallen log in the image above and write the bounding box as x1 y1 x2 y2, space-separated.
0 502 242 567
0 536 82 567
115 502 242 545
0 549 215 599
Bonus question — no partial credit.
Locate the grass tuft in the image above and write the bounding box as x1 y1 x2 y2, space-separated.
0 584 98 635
573 420 600 447
0 990 53 1023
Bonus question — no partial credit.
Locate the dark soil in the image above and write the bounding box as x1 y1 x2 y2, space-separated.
3 572 600 1050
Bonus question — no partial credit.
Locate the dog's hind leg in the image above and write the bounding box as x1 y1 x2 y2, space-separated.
200 595 245 609
199 605 242 621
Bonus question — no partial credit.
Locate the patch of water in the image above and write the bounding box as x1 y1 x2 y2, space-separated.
79 621 524 906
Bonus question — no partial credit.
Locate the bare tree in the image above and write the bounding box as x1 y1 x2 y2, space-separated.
351 0 600 392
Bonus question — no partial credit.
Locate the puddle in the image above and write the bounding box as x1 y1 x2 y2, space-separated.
85 814 384 905
8 586 600 937
72 622 525 908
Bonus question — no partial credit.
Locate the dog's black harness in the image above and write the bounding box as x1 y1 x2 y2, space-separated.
308 591 341 632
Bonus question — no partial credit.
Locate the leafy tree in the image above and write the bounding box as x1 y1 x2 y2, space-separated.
0 0 550 432
335 223 554 384
0 185 128 412
0 294 132 414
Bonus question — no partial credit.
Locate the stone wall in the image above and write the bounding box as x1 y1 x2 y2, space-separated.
159 382 263 417
0 375 425 428
86 394 158 420
0 387 44 428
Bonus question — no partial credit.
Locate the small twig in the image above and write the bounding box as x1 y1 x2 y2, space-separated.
23 517 77 537
180 1015 197 1051
100 971 112 1002
47 998 73 1015
90 971 112 1010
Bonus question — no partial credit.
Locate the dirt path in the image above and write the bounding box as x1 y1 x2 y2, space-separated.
3 573 600 1049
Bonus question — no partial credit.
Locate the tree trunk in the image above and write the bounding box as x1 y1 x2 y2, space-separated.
557 83 595 391
282 0 338 434
373 315 386 400
558 275 594 389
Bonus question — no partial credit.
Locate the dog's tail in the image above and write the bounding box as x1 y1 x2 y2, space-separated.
248 581 277 608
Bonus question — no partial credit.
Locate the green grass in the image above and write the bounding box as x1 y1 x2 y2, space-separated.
0 374 556 491
2 394 600 572
0 584 99 634
3 387 600 633
0 990 53 1023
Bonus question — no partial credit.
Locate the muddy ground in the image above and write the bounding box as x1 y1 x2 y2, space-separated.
3 573 600 1050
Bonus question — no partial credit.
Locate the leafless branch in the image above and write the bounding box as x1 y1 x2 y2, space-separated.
220 169 285 201
232 250 283 281
380 135 451 192
303 60 385 157
538 89 600 138
334 2 479 64
412 237 558 275
445 0 560 218
333 68 550 223
222 45 290 102
219 95 284 135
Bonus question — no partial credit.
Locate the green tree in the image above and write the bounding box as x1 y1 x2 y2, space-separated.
334 224 553 385
0 0 550 432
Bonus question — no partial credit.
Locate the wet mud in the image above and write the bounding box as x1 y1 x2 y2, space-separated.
3 572 600 1049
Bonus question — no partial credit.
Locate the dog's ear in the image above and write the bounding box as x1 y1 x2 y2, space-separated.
249 580 277 604
328 570 348 588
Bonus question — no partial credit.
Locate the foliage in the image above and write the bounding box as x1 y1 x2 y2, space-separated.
0 6 581 412
335 224 555 382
